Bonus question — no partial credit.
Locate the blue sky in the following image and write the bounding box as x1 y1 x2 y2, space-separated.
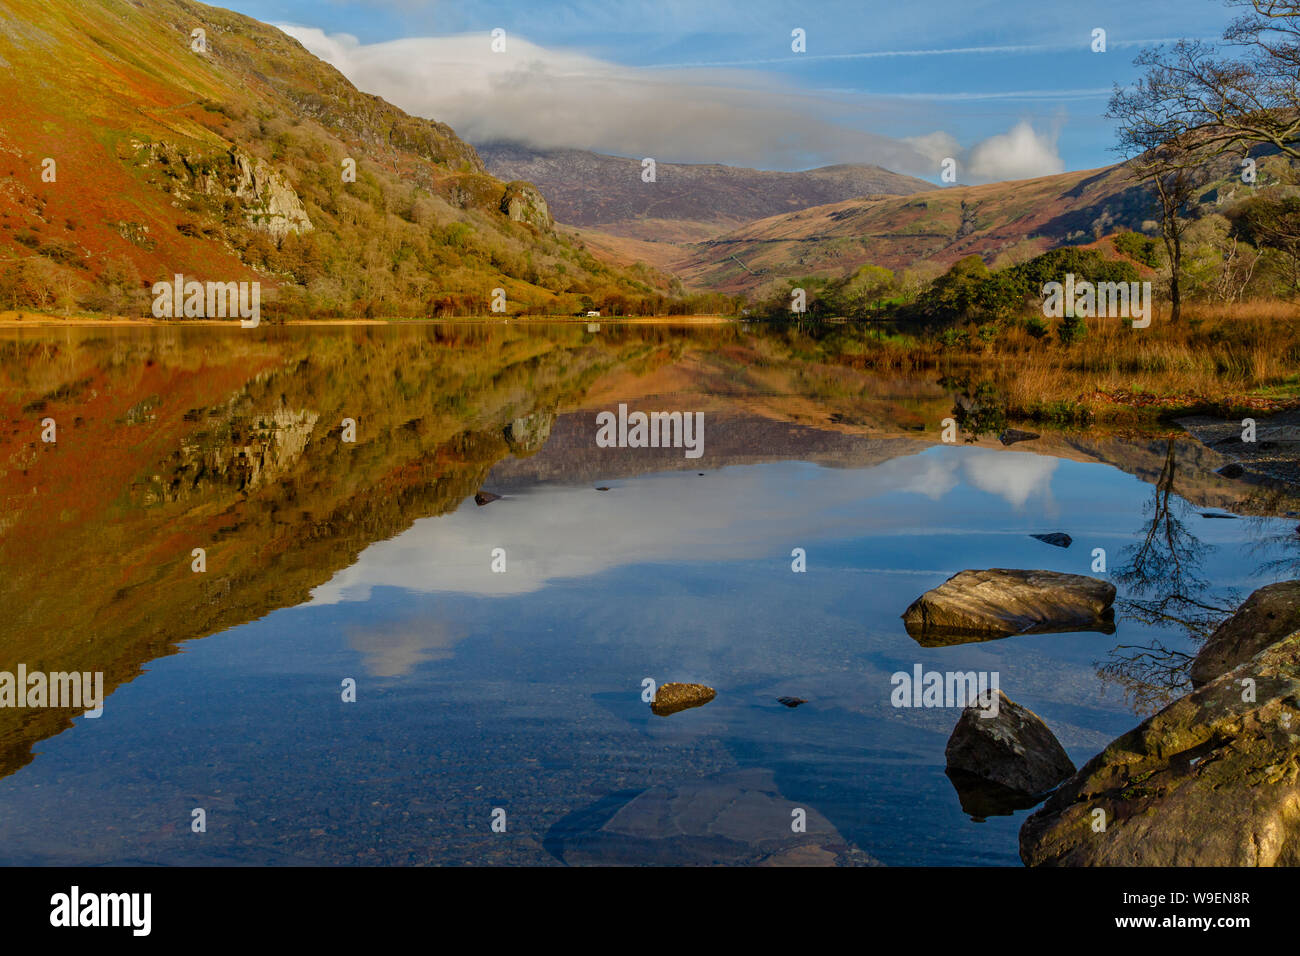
223 0 1235 181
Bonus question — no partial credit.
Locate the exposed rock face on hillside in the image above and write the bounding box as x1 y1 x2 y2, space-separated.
499 181 553 231
135 141 313 240
1020 630 1300 866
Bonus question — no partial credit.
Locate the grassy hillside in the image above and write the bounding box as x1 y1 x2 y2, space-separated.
0 0 677 318
677 152 1300 295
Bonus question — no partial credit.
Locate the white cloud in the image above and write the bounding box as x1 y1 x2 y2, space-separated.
964 120 1065 184
275 25 947 173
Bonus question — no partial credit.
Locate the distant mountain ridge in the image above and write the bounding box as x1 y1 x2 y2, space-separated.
673 150 1300 293
476 142 934 241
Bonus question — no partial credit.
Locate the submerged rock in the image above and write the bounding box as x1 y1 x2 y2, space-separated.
999 428 1040 446
543 768 879 866
650 682 716 716
902 569 1116 645
1190 580 1300 687
474 491 501 506
945 691 1075 797
1020 629 1300 866
1031 532 1073 549
776 697 807 708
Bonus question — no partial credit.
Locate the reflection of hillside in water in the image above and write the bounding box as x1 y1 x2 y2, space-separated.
0 322 1294 780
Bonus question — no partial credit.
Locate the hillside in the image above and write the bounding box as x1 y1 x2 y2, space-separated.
0 0 669 318
674 151 1299 294
476 143 933 243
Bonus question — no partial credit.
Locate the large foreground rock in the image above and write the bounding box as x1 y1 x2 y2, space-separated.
1190 581 1300 687
903 569 1115 645
543 769 879 866
1020 629 1300 866
946 691 1075 796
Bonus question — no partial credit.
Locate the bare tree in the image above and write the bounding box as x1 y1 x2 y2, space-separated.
1145 3 1300 162
1107 74 1206 323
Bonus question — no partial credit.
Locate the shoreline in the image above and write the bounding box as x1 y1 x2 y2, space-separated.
0 312 738 327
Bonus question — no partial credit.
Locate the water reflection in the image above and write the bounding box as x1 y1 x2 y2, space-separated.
0 323 1296 865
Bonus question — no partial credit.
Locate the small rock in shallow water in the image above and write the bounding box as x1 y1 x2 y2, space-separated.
650 682 715 716
776 697 807 708
1031 532 1072 548
474 491 501 506
1218 462 1245 478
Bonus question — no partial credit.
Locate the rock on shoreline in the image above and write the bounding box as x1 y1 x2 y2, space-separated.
1020 628 1300 866
1191 581 1300 687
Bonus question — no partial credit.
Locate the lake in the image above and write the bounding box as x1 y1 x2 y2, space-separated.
0 322 1295 865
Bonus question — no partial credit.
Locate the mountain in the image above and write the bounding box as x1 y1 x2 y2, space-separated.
476 143 934 243
0 0 669 318
673 151 1298 293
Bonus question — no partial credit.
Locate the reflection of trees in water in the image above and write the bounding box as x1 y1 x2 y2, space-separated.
1096 439 1237 714
1239 485 1300 579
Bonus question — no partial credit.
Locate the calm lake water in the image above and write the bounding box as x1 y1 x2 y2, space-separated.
0 322 1295 865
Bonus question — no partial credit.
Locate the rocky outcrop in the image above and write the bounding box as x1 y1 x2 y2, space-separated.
902 569 1116 645
134 141 313 240
499 181 553 230
219 149 314 239
1191 581 1300 687
650 682 715 716
945 691 1075 796
542 769 879 866
1020 629 1300 866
